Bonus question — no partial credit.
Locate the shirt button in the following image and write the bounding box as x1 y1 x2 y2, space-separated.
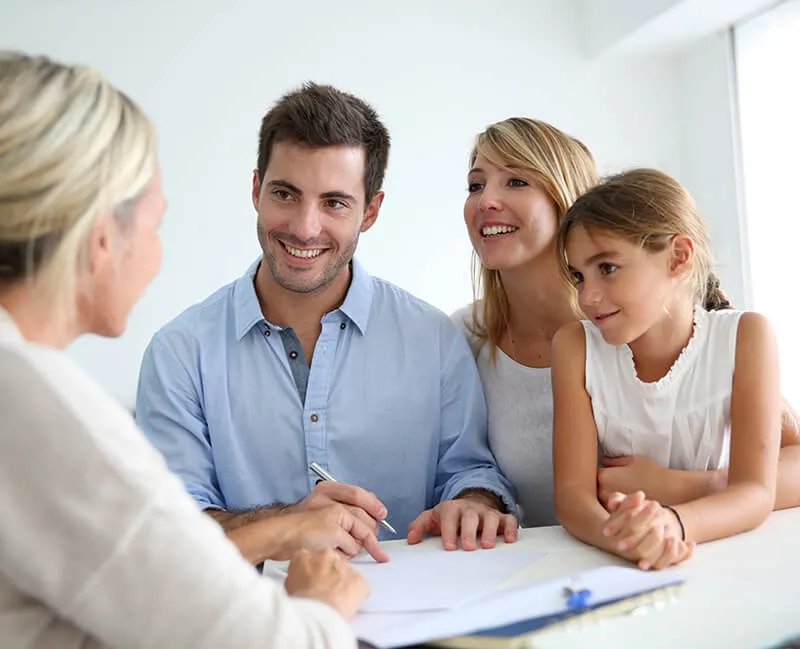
340 322 346 330
310 413 319 423
289 351 298 359
264 329 271 337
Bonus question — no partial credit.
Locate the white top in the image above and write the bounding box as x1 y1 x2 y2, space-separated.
583 307 743 470
453 306 558 528
0 308 355 649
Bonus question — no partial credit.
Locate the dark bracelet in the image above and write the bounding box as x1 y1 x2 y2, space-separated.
664 505 686 541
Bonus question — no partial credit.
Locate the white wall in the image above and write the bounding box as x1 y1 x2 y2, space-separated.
582 0 765 308
581 0 682 56
1 0 684 408
582 0 778 56
677 30 749 310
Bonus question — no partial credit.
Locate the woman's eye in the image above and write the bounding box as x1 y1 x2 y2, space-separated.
570 270 584 285
467 181 483 193
599 263 618 275
509 178 528 188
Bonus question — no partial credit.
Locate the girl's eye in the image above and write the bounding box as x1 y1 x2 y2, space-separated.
508 178 528 188
570 270 584 285
599 263 618 276
467 181 484 193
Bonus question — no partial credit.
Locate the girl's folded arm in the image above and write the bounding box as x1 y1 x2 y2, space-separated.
552 322 619 553
672 312 781 543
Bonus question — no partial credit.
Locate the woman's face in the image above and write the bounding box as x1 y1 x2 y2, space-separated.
81 166 165 338
464 154 559 272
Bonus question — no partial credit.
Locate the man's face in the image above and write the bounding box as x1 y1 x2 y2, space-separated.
253 141 382 295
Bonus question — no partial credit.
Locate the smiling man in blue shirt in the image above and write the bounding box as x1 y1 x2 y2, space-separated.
136 83 517 564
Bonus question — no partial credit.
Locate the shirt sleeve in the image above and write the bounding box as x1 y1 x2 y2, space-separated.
135 331 224 509
0 350 356 649
433 324 518 515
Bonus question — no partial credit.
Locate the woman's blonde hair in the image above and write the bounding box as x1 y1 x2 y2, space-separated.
0 52 157 309
468 117 598 360
556 168 731 311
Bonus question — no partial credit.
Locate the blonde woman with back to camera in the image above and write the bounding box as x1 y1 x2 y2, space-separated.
0 52 372 649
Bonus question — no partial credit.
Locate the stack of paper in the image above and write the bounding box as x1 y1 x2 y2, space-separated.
351 548 544 613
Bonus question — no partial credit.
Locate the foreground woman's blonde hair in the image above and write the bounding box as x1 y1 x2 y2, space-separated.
0 52 157 310
468 117 598 360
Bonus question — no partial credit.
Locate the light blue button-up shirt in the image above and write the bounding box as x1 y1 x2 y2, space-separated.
136 259 515 539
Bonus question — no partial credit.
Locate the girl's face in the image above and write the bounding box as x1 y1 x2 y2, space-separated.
565 225 691 346
464 154 559 272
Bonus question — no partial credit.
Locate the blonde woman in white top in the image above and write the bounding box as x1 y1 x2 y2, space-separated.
552 168 781 571
0 52 384 649
455 117 598 528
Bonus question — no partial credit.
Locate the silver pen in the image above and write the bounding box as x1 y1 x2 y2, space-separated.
309 461 397 535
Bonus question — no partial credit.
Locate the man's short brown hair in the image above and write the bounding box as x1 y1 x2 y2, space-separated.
257 82 390 203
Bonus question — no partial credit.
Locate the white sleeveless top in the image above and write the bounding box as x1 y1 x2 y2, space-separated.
452 306 558 528
583 307 743 471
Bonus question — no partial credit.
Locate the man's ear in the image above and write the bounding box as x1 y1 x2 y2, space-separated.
251 170 262 212
669 234 695 279
360 191 385 233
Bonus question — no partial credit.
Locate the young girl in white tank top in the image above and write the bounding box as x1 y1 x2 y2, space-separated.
584 304 740 472
552 169 782 572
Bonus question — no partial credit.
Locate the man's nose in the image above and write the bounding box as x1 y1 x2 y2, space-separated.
290 204 324 242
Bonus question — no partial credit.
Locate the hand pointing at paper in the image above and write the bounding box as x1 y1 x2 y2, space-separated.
407 490 519 550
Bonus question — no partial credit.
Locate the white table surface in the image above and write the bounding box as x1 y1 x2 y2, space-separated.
368 508 800 649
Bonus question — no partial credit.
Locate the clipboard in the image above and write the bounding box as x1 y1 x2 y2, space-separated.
427 582 683 649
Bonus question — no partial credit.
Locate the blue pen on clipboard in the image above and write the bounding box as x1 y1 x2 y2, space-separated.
309 462 397 535
563 585 592 611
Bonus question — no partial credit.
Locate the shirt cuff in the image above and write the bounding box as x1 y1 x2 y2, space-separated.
442 475 518 521
457 487 517 518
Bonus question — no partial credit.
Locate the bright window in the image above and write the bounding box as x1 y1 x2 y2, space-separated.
735 0 800 405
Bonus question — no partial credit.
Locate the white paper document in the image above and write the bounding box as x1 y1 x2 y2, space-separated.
351 547 544 613
353 565 684 648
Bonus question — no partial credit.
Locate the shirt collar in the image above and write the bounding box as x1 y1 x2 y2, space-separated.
233 257 374 340
338 258 373 335
233 259 267 340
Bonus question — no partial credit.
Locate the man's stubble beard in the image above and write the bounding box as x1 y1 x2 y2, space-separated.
257 222 360 295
